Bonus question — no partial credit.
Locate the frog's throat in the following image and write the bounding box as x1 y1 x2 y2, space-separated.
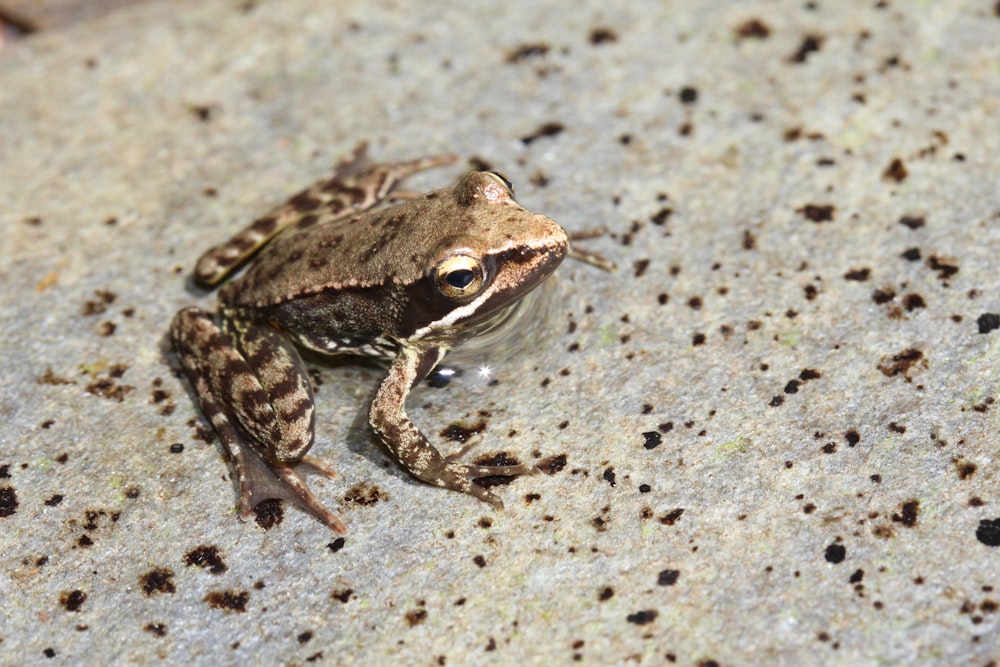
414 283 553 356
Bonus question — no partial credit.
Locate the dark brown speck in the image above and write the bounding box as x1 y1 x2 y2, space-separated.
736 19 770 39
204 590 249 612
589 27 618 44
0 487 18 517
883 158 908 182
59 589 87 612
140 569 176 596
184 545 228 574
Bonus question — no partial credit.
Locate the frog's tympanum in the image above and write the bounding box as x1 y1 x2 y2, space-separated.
172 144 586 533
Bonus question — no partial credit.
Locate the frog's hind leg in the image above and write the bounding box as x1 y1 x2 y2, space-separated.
171 307 346 533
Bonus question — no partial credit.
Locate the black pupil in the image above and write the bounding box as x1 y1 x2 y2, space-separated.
446 269 475 289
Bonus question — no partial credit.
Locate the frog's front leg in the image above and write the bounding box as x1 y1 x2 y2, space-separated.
171 307 346 533
369 347 536 509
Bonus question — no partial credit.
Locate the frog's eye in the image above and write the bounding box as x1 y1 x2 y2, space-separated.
435 255 486 299
485 171 515 195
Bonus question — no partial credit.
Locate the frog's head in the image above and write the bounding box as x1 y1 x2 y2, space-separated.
408 171 568 343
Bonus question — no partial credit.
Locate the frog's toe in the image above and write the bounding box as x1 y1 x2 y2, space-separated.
465 483 505 511
297 454 338 480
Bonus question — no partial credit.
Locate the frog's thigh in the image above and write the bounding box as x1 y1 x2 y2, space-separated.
226 320 316 461
171 308 314 462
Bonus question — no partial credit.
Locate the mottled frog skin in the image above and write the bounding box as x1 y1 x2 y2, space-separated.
171 144 580 533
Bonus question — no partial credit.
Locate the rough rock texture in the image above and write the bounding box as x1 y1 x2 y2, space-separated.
2 1 998 665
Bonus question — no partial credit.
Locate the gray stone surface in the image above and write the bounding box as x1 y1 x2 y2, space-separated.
2 1 999 665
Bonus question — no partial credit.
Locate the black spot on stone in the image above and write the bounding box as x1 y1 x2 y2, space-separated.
891 500 920 527
140 569 176 596
331 588 354 603
798 204 834 222
441 421 486 443
505 43 550 63
144 623 167 637
977 313 999 334
344 483 389 505
877 348 924 379
899 215 925 230
926 255 959 281
678 86 698 104
789 34 824 63
184 545 228 574
976 519 1000 547
844 268 870 281
589 27 618 44
650 207 673 225
538 454 567 474
659 509 684 525
520 122 565 145
0 486 18 517
626 609 658 625
824 543 846 564
642 431 662 449
872 288 895 304
253 499 284 529
883 158 908 182
903 293 926 310
59 589 87 612
657 569 680 586
204 590 249 612
735 18 770 39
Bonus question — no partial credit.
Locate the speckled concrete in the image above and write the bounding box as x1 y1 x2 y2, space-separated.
2 1 999 665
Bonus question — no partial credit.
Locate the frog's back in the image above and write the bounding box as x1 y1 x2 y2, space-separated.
222 196 436 308
221 188 542 310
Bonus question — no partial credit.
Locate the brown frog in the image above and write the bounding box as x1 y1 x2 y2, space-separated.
171 144 606 532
